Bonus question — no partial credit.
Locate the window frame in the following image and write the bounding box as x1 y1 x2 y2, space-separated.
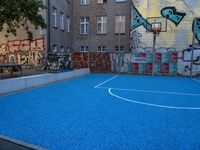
115 46 124 52
52 45 58 52
97 46 106 52
60 12 64 31
80 0 89 5
98 0 107 4
80 46 89 52
52 7 57 28
80 17 89 34
115 0 126 2
66 16 70 33
115 15 126 34
97 16 107 34
60 46 65 53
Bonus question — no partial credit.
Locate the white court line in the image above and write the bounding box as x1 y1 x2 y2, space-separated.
96 86 200 96
193 79 200 84
94 75 119 88
108 88 200 110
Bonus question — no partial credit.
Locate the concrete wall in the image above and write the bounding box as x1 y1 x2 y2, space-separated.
0 68 90 95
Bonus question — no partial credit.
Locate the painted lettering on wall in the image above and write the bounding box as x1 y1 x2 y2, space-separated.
0 37 46 67
47 53 72 70
72 52 178 75
161 7 186 26
177 44 200 76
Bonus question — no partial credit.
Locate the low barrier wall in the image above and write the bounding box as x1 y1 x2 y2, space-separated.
0 68 90 95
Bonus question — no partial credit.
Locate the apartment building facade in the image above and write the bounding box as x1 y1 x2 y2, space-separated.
48 0 72 53
72 0 131 52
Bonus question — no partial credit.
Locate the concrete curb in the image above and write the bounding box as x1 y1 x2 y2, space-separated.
0 68 90 95
0 135 47 150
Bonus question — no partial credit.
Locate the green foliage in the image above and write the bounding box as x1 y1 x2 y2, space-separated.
0 0 46 40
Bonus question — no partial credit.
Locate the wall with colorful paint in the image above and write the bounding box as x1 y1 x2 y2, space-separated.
72 52 178 76
131 0 200 76
0 37 46 68
0 0 47 69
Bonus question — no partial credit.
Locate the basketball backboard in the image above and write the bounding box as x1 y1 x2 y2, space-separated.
146 17 168 33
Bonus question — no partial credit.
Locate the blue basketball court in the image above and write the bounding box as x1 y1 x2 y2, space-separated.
0 74 200 150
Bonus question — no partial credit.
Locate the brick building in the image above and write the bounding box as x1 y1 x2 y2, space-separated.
48 0 72 53
72 0 131 52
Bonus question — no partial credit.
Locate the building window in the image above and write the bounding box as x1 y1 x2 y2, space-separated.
115 0 126 2
66 16 70 32
80 46 89 52
97 16 107 34
115 46 124 51
60 12 64 30
98 46 106 52
98 0 107 3
52 7 57 28
66 47 71 52
80 0 89 5
115 15 126 33
60 46 64 52
80 17 89 34
52 45 58 52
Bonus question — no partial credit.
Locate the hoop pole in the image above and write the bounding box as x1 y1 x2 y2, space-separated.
152 32 157 76
88 22 90 68
118 21 121 73
190 17 196 77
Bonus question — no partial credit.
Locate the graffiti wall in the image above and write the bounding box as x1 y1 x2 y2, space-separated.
0 37 46 68
72 52 111 72
72 52 178 76
47 52 72 71
130 0 200 76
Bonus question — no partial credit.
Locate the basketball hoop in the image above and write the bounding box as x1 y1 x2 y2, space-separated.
151 22 161 36
151 22 161 76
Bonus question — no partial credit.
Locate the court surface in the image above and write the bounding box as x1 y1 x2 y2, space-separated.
0 74 200 150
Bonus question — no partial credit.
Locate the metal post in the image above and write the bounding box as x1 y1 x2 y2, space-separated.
118 21 121 73
190 17 196 77
46 0 51 70
118 21 121 52
87 20 90 68
152 32 156 76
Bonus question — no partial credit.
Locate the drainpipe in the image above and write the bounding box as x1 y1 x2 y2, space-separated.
190 17 196 77
47 0 51 56
44 0 51 70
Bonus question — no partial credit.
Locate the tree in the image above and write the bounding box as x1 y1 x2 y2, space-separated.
0 0 46 40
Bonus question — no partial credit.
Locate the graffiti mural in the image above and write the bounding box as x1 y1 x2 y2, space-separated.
177 44 200 76
72 52 111 72
161 7 186 26
130 30 143 49
0 37 46 68
130 0 200 76
192 18 200 42
71 52 178 76
72 52 89 69
0 44 7 63
131 4 152 31
47 53 72 71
